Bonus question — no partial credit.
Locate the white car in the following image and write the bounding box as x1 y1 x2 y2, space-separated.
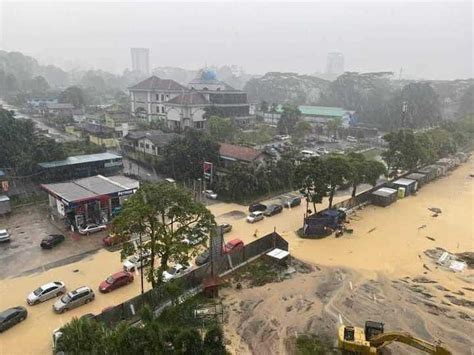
246 211 264 223
123 252 151 272
346 136 358 143
0 229 10 242
316 147 329 155
203 190 218 199
27 281 66 305
78 223 106 235
162 264 192 282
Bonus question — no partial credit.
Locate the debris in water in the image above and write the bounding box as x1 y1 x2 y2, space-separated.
73 269 79 273
418 224 427 230
431 213 439 217
426 236 436 241
428 207 442 214
368 227 376 233
423 264 431 271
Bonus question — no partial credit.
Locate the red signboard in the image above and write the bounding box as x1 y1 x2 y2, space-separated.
203 162 213 182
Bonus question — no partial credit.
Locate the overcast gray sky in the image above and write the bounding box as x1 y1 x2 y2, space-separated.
1 1 472 79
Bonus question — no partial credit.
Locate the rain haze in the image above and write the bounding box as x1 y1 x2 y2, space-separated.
1 0 472 79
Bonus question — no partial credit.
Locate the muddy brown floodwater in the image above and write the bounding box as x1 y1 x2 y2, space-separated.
0 158 472 354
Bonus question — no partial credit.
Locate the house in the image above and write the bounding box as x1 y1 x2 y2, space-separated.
78 122 118 148
218 143 267 168
128 76 186 121
123 130 178 156
43 103 75 119
104 110 138 137
165 91 209 130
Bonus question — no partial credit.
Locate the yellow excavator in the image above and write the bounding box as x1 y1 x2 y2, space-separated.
338 321 451 354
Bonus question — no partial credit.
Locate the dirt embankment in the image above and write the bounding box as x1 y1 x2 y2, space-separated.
221 264 474 355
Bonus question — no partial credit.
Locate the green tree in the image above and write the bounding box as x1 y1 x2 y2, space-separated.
162 129 220 180
293 121 312 143
55 317 107 354
326 117 342 138
277 105 301 135
207 116 237 142
364 160 387 187
260 100 269 112
295 157 328 214
174 329 203 355
29 75 50 93
113 182 216 287
203 325 227 355
325 155 352 208
382 130 427 172
346 152 366 197
59 86 85 108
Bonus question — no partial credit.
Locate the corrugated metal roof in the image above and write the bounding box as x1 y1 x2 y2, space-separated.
298 106 349 117
372 187 398 197
38 153 122 169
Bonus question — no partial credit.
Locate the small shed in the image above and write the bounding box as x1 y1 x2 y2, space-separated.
455 152 468 163
432 163 448 176
370 187 398 207
437 158 455 170
405 172 427 187
416 166 438 182
0 195 11 215
392 178 417 196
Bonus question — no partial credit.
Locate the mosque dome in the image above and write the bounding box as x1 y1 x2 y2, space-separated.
200 69 217 81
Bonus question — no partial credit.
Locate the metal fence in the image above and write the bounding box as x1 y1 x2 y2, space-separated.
94 232 288 327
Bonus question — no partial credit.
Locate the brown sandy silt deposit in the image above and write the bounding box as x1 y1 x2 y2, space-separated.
218 158 474 354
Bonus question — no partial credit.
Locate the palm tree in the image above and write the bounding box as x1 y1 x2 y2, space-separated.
326 117 343 139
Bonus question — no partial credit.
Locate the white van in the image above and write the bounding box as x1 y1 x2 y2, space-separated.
300 150 319 158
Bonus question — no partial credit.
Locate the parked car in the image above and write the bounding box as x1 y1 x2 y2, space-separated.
223 238 244 254
283 196 302 208
220 223 232 234
0 229 10 243
203 190 218 199
27 281 66 305
40 234 65 249
316 147 329 155
78 223 106 235
53 286 95 313
102 233 129 247
99 271 134 293
0 307 27 332
264 204 283 217
248 202 267 212
300 150 319 159
195 249 210 266
346 136 358 143
162 263 192 282
247 211 264 223
122 252 151 272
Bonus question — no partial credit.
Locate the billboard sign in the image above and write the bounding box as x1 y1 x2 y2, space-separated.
203 161 213 182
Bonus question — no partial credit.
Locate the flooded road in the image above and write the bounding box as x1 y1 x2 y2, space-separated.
1 158 472 354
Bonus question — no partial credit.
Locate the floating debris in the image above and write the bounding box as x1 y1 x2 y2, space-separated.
368 227 376 233
418 224 427 230
428 207 442 214
426 236 436 241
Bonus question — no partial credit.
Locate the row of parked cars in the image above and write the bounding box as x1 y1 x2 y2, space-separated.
246 196 302 223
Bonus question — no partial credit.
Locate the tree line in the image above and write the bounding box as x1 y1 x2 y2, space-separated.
56 305 227 355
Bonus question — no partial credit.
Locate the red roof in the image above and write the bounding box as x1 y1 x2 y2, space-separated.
219 143 263 162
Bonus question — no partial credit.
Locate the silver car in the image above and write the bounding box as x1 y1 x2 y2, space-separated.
53 286 95 313
0 229 10 242
27 281 66 305
78 224 106 235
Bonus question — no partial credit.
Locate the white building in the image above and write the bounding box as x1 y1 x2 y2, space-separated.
128 76 186 121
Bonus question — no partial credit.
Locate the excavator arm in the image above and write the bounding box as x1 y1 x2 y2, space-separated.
369 331 451 355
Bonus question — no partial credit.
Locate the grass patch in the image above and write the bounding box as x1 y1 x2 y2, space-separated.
294 334 337 355
233 259 280 287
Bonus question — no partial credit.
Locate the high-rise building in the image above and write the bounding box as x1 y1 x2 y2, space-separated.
130 48 150 75
326 52 345 76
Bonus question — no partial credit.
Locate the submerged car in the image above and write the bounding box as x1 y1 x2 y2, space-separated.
248 202 267 213
0 307 27 332
222 239 244 254
0 229 11 243
27 281 66 305
53 286 95 313
246 211 264 223
283 196 302 208
195 250 210 266
264 204 283 217
40 234 65 249
123 252 151 272
203 190 218 199
220 223 232 234
78 223 106 235
99 271 134 293
162 264 192 282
